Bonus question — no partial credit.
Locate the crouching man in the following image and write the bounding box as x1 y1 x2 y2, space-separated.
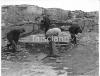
68 25 82 45
6 28 25 53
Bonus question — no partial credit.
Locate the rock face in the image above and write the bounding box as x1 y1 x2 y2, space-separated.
2 5 98 26
1 5 99 48
1 5 99 44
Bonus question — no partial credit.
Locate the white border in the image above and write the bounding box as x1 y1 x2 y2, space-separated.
0 0 100 76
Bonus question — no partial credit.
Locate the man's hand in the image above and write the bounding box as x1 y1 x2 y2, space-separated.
78 33 81 36
75 33 82 40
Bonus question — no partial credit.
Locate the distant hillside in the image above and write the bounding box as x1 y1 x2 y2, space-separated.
1 5 99 33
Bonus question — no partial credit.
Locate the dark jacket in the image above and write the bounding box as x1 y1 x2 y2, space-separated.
40 16 50 30
69 25 82 35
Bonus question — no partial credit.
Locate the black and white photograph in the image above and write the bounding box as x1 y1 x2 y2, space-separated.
1 0 99 76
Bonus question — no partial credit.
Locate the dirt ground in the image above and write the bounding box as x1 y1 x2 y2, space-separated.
1 32 99 76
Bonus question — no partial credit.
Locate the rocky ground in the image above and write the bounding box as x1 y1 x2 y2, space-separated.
1 32 99 76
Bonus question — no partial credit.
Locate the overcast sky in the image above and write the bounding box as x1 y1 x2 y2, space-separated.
1 0 100 12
